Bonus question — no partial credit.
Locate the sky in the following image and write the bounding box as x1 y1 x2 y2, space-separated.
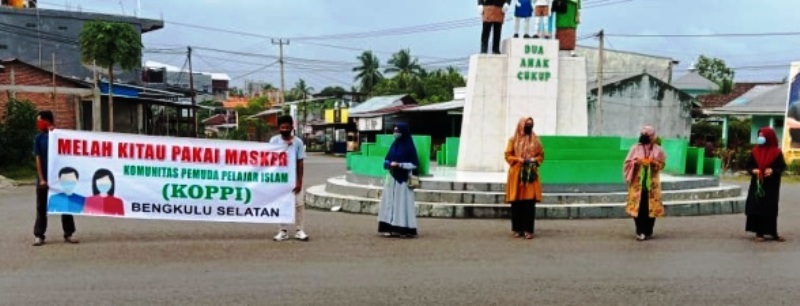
36 0 800 90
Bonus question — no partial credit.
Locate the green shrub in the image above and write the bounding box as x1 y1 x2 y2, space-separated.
0 99 37 171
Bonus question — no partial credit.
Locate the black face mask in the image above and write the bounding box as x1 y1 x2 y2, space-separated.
639 134 651 144
523 125 533 135
280 130 292 138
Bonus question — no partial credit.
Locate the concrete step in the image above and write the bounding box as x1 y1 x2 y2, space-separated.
305 185 747 220
345 173 721 193
325 176 742 205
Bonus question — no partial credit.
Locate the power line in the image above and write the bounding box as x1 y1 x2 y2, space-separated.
607 31 800 38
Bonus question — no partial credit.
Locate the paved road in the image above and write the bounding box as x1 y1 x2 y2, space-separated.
1 154 799 305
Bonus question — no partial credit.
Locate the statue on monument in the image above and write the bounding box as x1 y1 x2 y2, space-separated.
478 0 511 54
554 0 580 51
512 0 533 38
532 0 553 39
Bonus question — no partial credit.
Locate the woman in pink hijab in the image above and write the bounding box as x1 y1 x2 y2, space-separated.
623 126 667 241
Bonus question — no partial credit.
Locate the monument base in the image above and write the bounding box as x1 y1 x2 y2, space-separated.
305 168 746 219
457 38 588 172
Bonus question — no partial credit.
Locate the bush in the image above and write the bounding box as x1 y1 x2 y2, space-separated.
0 99 38 171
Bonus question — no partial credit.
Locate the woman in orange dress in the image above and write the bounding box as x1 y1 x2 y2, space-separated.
505 117 545 240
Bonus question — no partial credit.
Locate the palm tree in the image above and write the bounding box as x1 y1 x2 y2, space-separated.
291 79 315 138
291 79 314 101
385 49 423 90
353 51 383 96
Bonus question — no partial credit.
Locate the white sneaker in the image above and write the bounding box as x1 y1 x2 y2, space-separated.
273 230 289 241
294 230 309 241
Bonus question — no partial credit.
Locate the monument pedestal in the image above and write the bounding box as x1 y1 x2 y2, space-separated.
457 38 588 172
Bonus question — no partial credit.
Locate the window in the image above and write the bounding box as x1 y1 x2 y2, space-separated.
0 44 7 50
58 26 68 31
26 23 37 28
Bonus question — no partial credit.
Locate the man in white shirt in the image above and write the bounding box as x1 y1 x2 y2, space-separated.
270 115 309 241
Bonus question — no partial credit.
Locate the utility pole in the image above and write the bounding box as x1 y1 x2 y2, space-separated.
596 30 605 134
188 46 197 137
271 39 289 104
51 53 56 107
92 59 101 131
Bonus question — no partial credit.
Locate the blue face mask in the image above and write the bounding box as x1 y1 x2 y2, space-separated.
757 136 766 145
97 183 112 194
61 181 76 193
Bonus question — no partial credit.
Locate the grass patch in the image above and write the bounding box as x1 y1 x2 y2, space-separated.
0 166 37 182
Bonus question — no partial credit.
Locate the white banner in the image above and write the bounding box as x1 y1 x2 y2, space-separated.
358 117 383 131
46 130 295 224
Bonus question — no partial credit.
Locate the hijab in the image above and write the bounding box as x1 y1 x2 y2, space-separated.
752 127 782 174
624 126 666 184
510 117 541 160
385 123 419 183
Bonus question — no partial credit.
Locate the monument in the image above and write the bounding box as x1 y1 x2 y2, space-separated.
305 5 745 220
457 38 588 172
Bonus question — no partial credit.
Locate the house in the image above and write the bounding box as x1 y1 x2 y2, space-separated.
0 58 91 129
705 83 788 146
672 70 720 97
697 82 782 110
348 94 418 142
575 45 678 84
143 60 230 102
588 73 698 139
0 58 197 135
0 6 163 83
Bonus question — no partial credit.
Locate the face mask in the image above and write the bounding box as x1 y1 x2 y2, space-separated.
639 134 651 144
97 183 112 194
61 181 76 194
280 130 292 138
36 120 49 132
394 132 402 139
523 125 533 135
757 136 766 145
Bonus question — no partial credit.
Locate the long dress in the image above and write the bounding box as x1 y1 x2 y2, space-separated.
745 153 786 236
624 144 666 236
378 162 418 236
504 139 544 234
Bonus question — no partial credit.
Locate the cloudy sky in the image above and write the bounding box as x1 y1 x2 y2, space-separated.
37 0 800 89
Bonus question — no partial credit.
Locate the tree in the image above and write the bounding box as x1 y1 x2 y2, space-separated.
372 66 465 105
318 86 347 97
79 21 143 132
385 49 422 90
291 79 315 137
0 98 37 171
353 51 383 96
695 55 735 94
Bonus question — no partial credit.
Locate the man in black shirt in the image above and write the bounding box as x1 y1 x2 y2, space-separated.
478 0 511 54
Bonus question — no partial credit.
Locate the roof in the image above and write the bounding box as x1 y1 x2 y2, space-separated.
1 58 90 88
223 97 250 109
402 100 464 112
202 114 228 125
589 72 699 107
0 7 164 33
576 45 676 61
697 82 782 109
727 85 780 106
348 104 419 118
349 94 413 114
249 109 282 119
705 83 788 116
144 60 231 81
672 71 719 91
